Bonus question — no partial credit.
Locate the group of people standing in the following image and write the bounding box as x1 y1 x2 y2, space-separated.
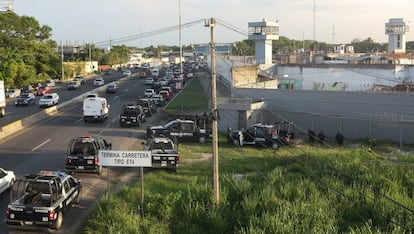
308 130 344 145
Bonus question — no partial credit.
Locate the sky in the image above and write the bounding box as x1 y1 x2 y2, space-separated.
11 0 414 48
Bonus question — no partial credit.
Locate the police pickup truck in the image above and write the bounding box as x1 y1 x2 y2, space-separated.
230 123 292 150
65 136 112 175
6 171 82 230
143 136 179 171
146 114 212 143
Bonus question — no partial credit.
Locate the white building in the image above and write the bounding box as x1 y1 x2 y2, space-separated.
248 19 279 65
385 18 410 53
333 44 354 54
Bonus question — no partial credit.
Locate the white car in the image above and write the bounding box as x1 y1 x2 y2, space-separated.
144 77 154 85
39 93 59 107
93 77 105 86
5 89 21 98
45 79 56 87
122 70 132 77
166 69 173 76
159 78 169 86
144 88 155 97
0 167 15 194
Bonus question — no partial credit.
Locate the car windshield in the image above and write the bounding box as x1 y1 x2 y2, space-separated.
70 141 95 155
138 99 150 106
43 96 52 99
150 140 173 150
123 107 138 115
163 120 177 128
20 94 29 98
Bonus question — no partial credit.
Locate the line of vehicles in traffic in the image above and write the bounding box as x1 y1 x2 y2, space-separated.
1 64 203 231
1 62 298 231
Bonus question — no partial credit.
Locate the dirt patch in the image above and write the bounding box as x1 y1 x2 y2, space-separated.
183 153 212 163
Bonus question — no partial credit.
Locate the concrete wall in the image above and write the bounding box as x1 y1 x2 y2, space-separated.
225 88 414 143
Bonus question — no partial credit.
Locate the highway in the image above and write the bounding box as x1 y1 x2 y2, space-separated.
0 70 126 127
0 69 172 233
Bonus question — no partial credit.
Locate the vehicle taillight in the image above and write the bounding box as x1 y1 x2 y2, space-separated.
48 210 56 220
95 157 99 164
6 208 10 217
177 156 180 162
64 156 69 164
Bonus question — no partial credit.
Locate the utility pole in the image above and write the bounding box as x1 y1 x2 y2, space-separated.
313 0 316 42
179 0 183 75
61 41 64 80
89 41 92 74
205 17 219 205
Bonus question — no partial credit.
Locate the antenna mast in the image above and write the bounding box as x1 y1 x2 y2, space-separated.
313 0 316 42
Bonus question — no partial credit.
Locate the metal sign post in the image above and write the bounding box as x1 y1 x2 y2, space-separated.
98 150 152 216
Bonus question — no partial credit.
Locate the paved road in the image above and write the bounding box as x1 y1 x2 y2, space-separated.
0 72 173 234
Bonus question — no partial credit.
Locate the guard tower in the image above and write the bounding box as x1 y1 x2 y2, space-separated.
385 18 409 53
248 19 279 64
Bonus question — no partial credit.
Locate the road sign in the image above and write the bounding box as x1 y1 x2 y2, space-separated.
98 150 152 167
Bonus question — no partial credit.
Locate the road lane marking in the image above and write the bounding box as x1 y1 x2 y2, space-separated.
32 138 51 152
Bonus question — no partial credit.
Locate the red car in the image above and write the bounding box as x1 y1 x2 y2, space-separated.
36 86 52 96
159 90 171 101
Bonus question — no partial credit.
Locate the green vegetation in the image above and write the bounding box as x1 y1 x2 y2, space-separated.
0 12 60 88
163 77 210 114
83 138 414 233
82 75 414 233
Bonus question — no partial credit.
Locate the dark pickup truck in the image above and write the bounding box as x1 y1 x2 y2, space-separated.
65 136 112 175
143 136 179 171
147 114 212 143
119 104 146 127
230 122 294 150
6 171 82 230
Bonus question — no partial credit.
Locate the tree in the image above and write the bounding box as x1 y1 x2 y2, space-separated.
350 37 386 53
0 11 59 88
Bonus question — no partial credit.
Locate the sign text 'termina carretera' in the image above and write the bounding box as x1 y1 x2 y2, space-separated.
98 150 152 167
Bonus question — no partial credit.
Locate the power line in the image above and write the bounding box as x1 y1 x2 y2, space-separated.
93 19 205 47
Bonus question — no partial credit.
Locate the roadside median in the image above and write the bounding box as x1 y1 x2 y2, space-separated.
0 74 135 141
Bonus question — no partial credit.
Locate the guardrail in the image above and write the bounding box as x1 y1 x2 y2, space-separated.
0 80 111 141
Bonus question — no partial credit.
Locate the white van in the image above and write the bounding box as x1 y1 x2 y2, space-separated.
83 97 110 122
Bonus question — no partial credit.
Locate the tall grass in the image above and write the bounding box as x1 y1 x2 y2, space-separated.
82 136 414 233
83 78 414 233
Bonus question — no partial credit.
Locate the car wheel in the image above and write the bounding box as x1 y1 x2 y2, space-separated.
198 135 207 144
52 211 63 230
272 143 280 150
8 178 15 190
74 190 81 205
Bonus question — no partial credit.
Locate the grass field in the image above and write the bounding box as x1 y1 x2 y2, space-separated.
82 77 414 233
